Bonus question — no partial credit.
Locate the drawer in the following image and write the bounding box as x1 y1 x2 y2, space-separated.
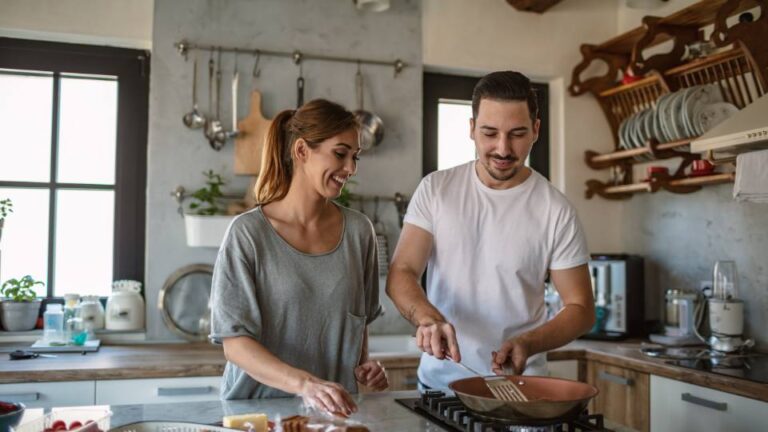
587 361 649 432
548 360 578 381
96 376 221 405
651 375 767 432
0 381 95 408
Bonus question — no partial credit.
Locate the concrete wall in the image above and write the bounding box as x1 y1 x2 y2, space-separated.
423 0 622 254
0 0 153 49
147 0 421 339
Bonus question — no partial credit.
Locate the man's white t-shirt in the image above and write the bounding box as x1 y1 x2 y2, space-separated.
404 161 589 391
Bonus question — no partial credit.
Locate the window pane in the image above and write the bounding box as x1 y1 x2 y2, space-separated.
0 70 53 182
0 188 49 297
438 101 476 170
54 190 114 296
57 75 118 185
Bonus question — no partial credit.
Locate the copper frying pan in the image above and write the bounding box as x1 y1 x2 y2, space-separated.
448 375 599 422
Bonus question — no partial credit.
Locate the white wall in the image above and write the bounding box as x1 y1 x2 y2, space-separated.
0 0 153 49
423 0 623 254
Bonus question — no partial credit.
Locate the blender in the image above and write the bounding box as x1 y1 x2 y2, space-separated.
707 261 754 353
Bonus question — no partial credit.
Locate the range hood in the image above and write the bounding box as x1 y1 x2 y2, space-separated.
691 93 768 155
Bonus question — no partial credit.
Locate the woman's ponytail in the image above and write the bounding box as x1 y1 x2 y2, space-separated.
255 109 296 204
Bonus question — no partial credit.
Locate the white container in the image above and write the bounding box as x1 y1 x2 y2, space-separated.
79 295 105 330
183 214 234 247
105 280 145 331
43 303 64 343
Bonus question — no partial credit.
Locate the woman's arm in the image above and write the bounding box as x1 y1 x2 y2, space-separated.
223 336 357 415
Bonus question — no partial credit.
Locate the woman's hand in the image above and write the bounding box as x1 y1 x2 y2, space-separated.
298 376 357 416
354 360 388 391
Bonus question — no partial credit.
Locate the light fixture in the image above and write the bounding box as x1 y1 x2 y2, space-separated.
354 0 390 12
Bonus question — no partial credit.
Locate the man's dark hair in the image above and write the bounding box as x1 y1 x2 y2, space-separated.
471 71 538 122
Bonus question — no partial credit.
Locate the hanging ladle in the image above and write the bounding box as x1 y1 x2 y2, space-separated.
205 48 226 151
182 55 205 129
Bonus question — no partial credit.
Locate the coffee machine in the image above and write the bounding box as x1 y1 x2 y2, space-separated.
582 254 645 340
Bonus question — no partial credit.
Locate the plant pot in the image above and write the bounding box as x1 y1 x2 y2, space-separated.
0 300 41 331
183 214 235 247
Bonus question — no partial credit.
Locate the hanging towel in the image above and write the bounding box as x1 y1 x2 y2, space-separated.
734 149 768 203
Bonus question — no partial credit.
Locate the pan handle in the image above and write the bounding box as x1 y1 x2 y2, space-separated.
597 371 634 387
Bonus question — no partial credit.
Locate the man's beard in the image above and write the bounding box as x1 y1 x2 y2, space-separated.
482 157 520 181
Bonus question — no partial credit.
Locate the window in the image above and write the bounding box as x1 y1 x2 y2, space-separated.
423 72 550 177
0 38 149 297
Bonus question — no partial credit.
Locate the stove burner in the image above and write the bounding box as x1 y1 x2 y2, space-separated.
395 390 608 432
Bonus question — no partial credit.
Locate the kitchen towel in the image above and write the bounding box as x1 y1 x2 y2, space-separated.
733 149 768 203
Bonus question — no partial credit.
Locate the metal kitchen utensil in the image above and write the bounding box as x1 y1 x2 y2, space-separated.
205 48 226 151
223 53 240 140
297 74 305 108
372 197 389 276
353 63 384 150
182 56 206 129
111 421 241 432
453 360 528 402
158 264 213 342
449 375 598 422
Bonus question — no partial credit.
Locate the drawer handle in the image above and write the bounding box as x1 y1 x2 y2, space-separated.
597 371 634 386
157 386 212 396
0 393 40 402
403 377 418 386
681 393 727 412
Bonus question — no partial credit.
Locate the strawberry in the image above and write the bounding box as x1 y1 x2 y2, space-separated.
69 421 83 430
51 420 67 431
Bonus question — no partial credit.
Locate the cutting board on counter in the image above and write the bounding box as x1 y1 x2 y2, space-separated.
235 90 272 175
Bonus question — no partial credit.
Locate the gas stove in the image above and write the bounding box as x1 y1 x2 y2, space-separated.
395 390 609 432
641 347 768 384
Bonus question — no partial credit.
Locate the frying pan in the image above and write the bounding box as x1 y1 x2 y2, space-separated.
449 375 598 422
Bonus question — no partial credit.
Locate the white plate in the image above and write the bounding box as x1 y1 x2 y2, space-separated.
618 117 631 150
695 102 739 133
654 93 673 142
668 90 687 140
691 84 725 135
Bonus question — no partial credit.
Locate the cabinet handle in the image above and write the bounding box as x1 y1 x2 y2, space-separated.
403 377 418 386
597 371 634 386
0 392 40 402
681 393 727 412
157 386 212 396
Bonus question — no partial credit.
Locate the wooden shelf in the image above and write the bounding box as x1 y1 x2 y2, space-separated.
587 138 692 167
597 0 758 55
586 172 735 200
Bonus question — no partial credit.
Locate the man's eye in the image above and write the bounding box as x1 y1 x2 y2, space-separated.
483 133 496 138
512 133 526 138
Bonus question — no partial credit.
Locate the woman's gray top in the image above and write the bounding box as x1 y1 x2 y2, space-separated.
210 205 382 400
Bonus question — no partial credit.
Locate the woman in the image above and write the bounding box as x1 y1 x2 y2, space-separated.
210 99 387 415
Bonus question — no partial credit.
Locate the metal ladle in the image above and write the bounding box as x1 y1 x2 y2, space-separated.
205 48 226 151
182 56 205 129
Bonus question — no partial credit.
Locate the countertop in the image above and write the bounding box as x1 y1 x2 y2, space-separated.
1 339 766 403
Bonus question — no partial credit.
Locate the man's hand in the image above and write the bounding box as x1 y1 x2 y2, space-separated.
491 337 531 375
416 320 461 361
355 360 388 391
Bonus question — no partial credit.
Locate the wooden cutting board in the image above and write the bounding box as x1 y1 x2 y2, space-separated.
235 90 272 175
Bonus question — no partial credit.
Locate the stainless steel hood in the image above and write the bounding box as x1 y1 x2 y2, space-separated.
691 93 768 155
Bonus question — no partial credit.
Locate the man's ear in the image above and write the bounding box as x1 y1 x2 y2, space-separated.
469 117 475 141
294 138 309 162
531 118 541 144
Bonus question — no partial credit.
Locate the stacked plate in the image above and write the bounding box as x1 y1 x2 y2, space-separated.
617 84 737 161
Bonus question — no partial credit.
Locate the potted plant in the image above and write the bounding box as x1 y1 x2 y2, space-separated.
0 275 43 331
0 198 12 244
184 170 236 247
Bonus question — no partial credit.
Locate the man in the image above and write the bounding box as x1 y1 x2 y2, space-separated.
386 71 595 391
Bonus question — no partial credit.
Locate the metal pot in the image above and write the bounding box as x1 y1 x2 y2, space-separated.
0 300 41 331
353 68 384 150
449 375 598 422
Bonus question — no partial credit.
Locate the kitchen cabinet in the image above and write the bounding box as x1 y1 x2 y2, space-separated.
650 374 767 432
548 359 579 381
587 361 649 432
0 381 95 408
95 376 221 405
361 356 419 393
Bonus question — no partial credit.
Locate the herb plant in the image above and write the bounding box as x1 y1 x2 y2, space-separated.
189 170 227 216
1 275 43 302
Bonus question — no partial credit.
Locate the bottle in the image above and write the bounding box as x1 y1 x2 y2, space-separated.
63 294 80 342
43 303 64 344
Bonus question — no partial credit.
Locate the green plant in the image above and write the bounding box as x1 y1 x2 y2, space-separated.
0 198 12 221
188 170 227 216
334 180 357 208
1 275 43 302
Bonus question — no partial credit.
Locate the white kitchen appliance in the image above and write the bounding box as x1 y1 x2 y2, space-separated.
105 280 145 331
707 261 753 352
649 289 702 346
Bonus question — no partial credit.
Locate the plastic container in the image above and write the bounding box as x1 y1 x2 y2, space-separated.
14 408 111 432
43 304 64 344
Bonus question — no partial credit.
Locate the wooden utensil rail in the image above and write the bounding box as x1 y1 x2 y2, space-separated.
569 0 767 200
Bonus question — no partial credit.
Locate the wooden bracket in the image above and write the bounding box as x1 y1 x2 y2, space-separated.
712 0 768 77
585 179 635 200
647 138 700 178
569 44 629 96
650 171 702 194
631 16 702 77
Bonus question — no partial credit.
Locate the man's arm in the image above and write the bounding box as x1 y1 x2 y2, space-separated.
492 264 595 374
386 223 461 361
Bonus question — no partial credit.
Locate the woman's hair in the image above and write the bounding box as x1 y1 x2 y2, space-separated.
255 99 359 205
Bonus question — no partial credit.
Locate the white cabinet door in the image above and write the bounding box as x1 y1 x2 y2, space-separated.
651 375 767 432
0 381 95 408
96 376 221 405
548 360 579 381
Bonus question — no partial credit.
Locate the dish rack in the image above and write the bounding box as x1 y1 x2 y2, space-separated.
109 422 240 432
14 408 111 432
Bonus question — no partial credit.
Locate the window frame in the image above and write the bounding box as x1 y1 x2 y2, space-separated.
0 37 149 298
423 72 550 178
